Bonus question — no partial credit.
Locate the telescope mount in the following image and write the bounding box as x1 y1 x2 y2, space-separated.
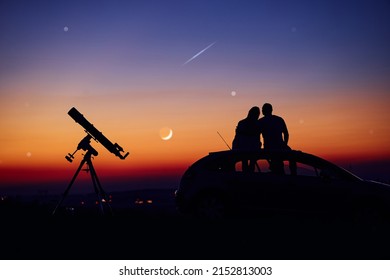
52 134 113 216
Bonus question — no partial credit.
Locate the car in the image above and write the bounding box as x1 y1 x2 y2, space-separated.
175 149 390 225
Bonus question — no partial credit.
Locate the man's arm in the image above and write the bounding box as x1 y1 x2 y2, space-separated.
282 119 289 145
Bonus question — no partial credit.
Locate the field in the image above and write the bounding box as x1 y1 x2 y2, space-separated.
1 188 390 260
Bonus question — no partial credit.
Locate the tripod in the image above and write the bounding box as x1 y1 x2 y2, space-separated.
52 135 113 216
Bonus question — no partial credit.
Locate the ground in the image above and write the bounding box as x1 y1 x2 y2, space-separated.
1 189 390 260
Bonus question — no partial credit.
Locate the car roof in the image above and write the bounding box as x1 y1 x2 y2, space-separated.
208 149 314 160
203 149 362 180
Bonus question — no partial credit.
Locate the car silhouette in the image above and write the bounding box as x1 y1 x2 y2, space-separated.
175 149 390 224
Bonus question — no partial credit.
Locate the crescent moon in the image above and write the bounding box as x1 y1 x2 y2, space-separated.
161 128 173 140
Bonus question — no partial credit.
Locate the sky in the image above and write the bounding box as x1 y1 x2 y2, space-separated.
1 0 389 193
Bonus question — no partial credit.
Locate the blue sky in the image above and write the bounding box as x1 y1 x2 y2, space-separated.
1 0 389 94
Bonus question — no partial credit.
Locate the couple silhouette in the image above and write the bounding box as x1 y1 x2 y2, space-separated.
232 103 289 151
232 103 291 173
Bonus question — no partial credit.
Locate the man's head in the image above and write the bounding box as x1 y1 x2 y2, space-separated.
262 103 273 116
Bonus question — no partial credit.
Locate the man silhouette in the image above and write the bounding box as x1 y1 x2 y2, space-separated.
258 103 289 150
258 103 291 174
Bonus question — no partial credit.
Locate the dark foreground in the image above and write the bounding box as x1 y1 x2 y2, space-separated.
1 189 390 260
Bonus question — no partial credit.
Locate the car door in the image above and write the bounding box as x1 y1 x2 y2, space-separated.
284 161 352 214
230 157 294 213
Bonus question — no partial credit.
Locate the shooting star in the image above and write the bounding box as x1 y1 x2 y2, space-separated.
183 42 216 65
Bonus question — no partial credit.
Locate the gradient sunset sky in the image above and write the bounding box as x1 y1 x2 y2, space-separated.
1 0 389 192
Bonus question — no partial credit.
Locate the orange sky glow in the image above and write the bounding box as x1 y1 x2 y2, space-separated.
1 86 389 186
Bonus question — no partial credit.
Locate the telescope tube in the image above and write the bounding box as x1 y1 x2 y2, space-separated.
68 107 129 159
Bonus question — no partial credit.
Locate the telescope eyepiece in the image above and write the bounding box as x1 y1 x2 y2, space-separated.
65 154 74 163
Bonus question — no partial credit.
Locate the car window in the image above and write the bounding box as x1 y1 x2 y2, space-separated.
235 159 270 172
288 162 318 176
284 160 340 180
234 157 322 177
232 153 346 181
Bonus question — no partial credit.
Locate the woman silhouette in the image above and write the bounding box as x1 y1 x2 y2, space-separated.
232 106 262 150
232 106 261 172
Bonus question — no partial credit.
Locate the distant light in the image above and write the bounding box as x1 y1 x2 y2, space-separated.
291 27 297 33
135 198 144 205
26 152 32 158
146 200 153 204
231 91 237 97
64 26 69 32
299 119 304 124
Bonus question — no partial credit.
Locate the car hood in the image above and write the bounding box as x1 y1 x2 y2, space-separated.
366 180 390 189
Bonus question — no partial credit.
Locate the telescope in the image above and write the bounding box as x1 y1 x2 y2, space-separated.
52 107 129 216
67 107 129 160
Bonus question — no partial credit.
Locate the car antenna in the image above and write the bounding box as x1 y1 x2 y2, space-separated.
217 131 232 150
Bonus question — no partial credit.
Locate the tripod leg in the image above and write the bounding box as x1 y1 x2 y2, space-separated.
87 159 113 215
89 165 105 215
52 159 86 216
